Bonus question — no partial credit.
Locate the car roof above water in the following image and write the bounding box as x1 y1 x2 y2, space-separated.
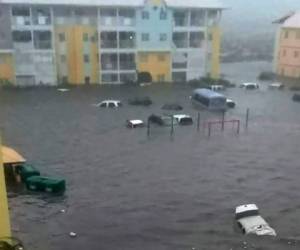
236 204 259 214
193 88 226 99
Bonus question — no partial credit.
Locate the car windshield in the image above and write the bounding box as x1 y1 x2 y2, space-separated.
236 209 259 220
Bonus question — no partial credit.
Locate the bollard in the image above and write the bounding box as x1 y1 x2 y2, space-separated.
221 110 225 131
197 112 200 132
246 108 250 129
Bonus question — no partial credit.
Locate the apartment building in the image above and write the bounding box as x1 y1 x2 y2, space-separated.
0 0 224 85
274 11 300 78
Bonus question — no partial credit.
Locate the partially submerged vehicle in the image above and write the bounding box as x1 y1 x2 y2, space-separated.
96 100 122 108
148 114 178 126
235 204 276 236
269 82 284 89
128 97 152 106
26 176 66 193
240 82 259 89
173 114 193 125
126 119 144 128
191 88 227 111
161 103 183 111
292 94 300 102
226 98 236 108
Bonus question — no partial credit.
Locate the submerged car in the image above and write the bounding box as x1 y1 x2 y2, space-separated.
240 82 259 89
96 100 122 108
148 114 178 126
173 114 193 125
235 204 276 236
208 85 225 91
126 119 144 128
269 82 284 89
226 98 236 108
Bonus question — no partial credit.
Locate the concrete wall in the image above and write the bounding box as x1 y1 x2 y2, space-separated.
0 5 13 49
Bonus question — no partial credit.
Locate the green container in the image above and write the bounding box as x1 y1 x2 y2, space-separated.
17 164 41 182
26 176 66 194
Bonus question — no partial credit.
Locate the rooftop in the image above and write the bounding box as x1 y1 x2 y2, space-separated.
282 11 300 28
0 0 225 9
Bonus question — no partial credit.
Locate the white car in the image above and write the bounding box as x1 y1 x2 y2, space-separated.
209 85 225 91
96 100 122 108
235 204 276 236
269 82 284 89
126 119 144 128
173 114 193 125
240 82 259 89
226 98 235 108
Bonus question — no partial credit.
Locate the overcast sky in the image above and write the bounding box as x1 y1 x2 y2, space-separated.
221 0 300 35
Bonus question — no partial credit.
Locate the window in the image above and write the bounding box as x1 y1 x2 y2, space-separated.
295 51 299 58
142 33 149 41
60 55 66 63
142 11 149 19
12 7 30 17
83 33 88 42
284 31 289 39
59 33 65 42
84 54 90 63
160 33 167 41
282 50 286 57
85 76 90 84
160 10 167 20
140 54 148 63
158 54 165 62
12 31 32 42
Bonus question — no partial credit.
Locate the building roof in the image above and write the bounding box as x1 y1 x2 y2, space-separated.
165 0 225 9
0 0 225 8
1 146 26 164
282 11 300 28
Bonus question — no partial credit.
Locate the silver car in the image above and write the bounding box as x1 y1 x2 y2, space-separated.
235 204 276 236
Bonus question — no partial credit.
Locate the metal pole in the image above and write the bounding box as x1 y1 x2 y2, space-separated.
170 115 174 137
246 108 250 129
197 112 200 132
237 120 240 134
208 122 211 137
221 110 225 131
147 118 150 137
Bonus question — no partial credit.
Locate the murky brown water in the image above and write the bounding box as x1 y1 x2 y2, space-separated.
1 61 300 250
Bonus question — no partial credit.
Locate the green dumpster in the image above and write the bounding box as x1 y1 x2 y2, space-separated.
16 164 40 182
26 176 66 194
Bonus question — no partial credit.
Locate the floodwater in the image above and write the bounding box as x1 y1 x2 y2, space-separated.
1 61 300 250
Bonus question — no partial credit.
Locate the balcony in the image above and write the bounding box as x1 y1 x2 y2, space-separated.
190 10 205 27
119 32 135 49
173 32 188 49
118 9 135 26
32 7 51 25
12 30 33 50
12 6 31 26
34 31 52 50
173 11 188 27
119 53 135 70
100 32 117 48
189 32 204 48
101 53 118 71
100 8 117 26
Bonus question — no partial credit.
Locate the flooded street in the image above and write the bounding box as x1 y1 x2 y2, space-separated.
1 61 300 250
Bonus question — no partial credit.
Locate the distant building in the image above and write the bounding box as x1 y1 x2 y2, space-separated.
0 0 225 86
273 11 300 78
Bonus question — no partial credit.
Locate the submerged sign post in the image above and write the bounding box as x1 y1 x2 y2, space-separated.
0 137 11 238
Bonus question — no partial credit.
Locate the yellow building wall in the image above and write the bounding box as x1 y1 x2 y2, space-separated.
55 26 99 85
0 137 11 238
137 52 171 82
0 53 15 85
210 26 221 79
276 28 300 78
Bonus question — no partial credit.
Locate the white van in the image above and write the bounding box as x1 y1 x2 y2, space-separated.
96 100 122 108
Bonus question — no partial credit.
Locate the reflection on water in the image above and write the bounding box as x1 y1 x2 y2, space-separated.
1 61 300 250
